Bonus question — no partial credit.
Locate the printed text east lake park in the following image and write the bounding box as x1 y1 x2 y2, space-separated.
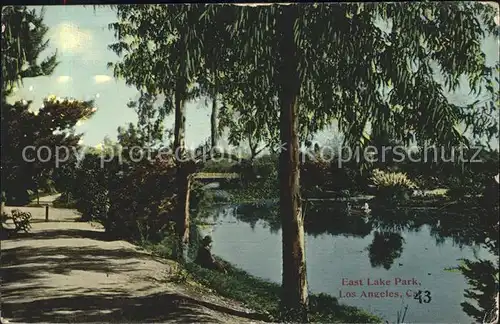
339 277 424 299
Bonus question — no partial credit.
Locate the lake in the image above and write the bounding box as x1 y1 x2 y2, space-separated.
202 202 497 323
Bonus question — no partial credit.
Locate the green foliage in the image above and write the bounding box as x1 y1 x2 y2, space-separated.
394 147 499 194
224 3 499 151
201 160 237 173
72 140 201 242
447 177 483 200
67 96 178 234
72 153 112 222
103 3 500 320
202 154 364 200
308 293 381 323
107 157 180 241
165 266 191 284
447 172 500 323
371 169 418 189
140 221 178 259
300 158 362 196
1 6 58 96
1 7 95 206
443 149 499 201
52 193 77 209
1 97 96 206
108 5 208 116
451 258 499 323
52 159 78 201
119 92 167 149
370 169 418 203
227 157 280 202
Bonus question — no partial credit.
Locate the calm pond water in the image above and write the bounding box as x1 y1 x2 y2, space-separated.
202 202 497 323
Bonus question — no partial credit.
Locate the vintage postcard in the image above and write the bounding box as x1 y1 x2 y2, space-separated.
1 2 499 323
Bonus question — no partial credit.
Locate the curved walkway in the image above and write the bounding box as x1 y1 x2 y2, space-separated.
1 198 263 323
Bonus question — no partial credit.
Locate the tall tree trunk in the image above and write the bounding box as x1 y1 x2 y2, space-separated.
248 133 257 160
174 80 189 262
277 6 309 321
1 191 5 217
211 96 218 148
211 66 218 149
36 179 40 205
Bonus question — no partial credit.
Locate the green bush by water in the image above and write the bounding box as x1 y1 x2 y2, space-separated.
370 169 418 204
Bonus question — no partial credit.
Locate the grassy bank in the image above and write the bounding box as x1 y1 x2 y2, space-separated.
140 237 381 323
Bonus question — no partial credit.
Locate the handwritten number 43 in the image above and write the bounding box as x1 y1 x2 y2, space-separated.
414 290 432 304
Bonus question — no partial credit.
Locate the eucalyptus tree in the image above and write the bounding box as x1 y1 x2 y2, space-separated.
118 92 167 151
1 6 58 98
216 62 278 160
196 8 235 148
224 2 498 319
109 4 211 261
107 2 498 318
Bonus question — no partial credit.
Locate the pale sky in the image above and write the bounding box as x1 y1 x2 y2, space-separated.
7 5 500 149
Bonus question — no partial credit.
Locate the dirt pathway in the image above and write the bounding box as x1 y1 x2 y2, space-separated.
1 204 265 323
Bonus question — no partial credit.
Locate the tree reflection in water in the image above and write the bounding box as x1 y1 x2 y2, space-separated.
454 258 498 323
452 209 499 323
367 231 405 270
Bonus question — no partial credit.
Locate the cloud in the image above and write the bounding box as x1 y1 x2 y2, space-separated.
52 22 92 54
56 76 72 83
50 22 101 66
94 75 112 84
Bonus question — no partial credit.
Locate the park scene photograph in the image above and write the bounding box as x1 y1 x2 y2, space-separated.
1 3 499 323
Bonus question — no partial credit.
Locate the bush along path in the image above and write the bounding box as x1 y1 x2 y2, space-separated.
0 203 268 323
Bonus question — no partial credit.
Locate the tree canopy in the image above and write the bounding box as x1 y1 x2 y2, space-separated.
1 6 58 97
1 6 96 205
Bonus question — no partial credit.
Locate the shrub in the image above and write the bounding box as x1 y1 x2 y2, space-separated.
52 193 77 208
189 180 217 218
142 221 178 258
447 177 482 200
72 153 112 222
106 157 181 241
446 169 496 202
225 156 280 202
300 158 363 196
301 159 331 195
202 160 236 173
5 188 31 206
370 169 418 203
